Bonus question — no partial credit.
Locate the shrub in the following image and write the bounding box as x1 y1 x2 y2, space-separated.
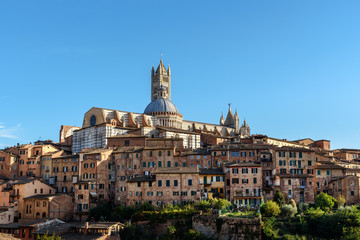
261 217 279 239
36 233 63 240
315 193 336 211
211 198 231 210
336 194 346 208
298 202 309 214
260 200 281 217
281 204 297 218
273 190 285 207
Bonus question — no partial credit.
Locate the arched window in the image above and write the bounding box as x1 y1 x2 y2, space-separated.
90 115 97 126
43 201 46 207
42 212 46 218
36 212 40 218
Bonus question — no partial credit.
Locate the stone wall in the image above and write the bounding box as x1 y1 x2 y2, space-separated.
192 214 261 240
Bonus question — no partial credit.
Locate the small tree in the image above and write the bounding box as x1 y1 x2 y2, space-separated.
290 199 297 212
281 204 297 218
260 200 281 217
273 190 285 207
315 192 336 211
336 194 346 208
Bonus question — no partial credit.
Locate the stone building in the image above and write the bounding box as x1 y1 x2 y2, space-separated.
315 161 347 196
4 179 55 221
199 168 225 199
5 144 60 178
328 175 360 205
333 149 360 161
70 60 251 154
40 150 64 184
22 194 73 221
51 154 80 194
0 151 18 179
225 162 262 207
272 147 316 204
126 167 200 206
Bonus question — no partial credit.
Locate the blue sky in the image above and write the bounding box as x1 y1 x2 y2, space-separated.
0 0 359 150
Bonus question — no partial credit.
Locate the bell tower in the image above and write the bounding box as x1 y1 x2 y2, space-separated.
151 59 171 101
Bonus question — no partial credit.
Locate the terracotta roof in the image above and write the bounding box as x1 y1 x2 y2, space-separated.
278 174 314 178
156 167 199 174
127 175 156 182
225 162 261 167
199 168 224 175
316 164 345 170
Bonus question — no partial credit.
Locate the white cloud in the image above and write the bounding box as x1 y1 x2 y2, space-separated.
0 123 22 140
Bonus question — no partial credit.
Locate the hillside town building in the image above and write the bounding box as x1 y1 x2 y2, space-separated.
0 60 359 237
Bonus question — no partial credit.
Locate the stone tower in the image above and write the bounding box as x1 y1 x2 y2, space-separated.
151 59 171 101
240 119 250 137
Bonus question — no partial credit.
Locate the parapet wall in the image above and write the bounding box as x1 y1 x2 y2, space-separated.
192 214 261 240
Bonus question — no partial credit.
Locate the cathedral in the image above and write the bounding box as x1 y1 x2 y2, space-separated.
68 60 251 153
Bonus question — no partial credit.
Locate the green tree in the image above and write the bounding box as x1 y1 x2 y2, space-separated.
336 194 346 208
260 200 281 217
281 204 297 218
273 190 285 207
289 199 297 212
315 192 336 211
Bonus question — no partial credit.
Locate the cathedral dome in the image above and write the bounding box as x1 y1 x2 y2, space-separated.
144 98 179 114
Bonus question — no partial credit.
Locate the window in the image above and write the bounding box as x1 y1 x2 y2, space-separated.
242 168 248 174
137 182 141 187
288 190 292 196
174 180 178 187
167 161 171 167
241 152 246 157
326 170 330 176
232 178 239 184
143 162 146 168
188 179 193 186
158 161 162 168
124 140 130 146
251 168 258 174
182 162 186 167
242 179 249 184
231 151 240 157
191 191 196 196
351 191 355 196
317 170 321 176
158 180 162 187
181 191 188 196
299 152 303 158
150 151 153 157
173 191 179 196
253 178 257 184
166 180 170 187
232 169 238 174
308 161 312 166
288 180 292 185
158 151 162 156
167 151 171 156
